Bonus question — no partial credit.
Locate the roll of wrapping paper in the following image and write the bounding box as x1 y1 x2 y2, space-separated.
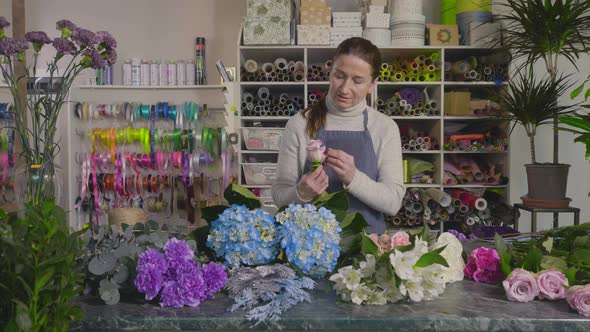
403 159 410 183
456 0 492 13
424 188 451 207
244 59 258 73
442 0 457 24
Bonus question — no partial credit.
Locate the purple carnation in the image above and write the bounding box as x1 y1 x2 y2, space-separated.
135 268 165 300
96 31 117 49
164 238 194 266
72 28 98 48
52 38 77 55
0 38 29 58
0 16 9 29
160 281 185 308
103 48 117 66
25 31 51 45
56 19 77 32
83 48 106 69
448 229 467 242
137 248 168 273
202 262 227 299
177 268 206 306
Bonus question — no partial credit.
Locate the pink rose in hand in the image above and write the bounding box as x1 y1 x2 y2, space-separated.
537 270 568 300
391 231 411 248
503 268 539 303
306 140 325 163
567 285 590 317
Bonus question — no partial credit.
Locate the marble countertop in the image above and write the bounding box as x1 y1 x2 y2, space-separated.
71 279 590 332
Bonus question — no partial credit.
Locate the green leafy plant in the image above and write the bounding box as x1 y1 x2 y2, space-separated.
0 202 83 332
495 0 590 163
495 223 590 286
560 76 590 160
493 71 576 163
78 221 193 305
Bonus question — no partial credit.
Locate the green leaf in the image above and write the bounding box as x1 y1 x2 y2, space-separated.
565 267 578 285
494 233 510 258
585 88 590 101
522 247 543 272
340 212 369 233
571 248 590 265
35 268 54 292
312 190 349 215
146 220 159 232
540 255 568 272
431 245 447 255
501 253 512 277
38 255 66 268
573 236 589 249
189 226 216 258
570 81 587 99
361 233 379 256
201 205 230 223
223 184 261 209
542 237 554 253
415 252 449 268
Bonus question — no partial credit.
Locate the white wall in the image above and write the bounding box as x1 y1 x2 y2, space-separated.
1 0 587 229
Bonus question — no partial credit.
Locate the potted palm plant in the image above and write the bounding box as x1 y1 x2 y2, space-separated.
496 0 590 200
494 72 576 201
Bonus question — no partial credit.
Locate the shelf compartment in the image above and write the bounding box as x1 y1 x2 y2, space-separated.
398 119 442 152
240 48 305 83
376 84 441 117
403 154 441 186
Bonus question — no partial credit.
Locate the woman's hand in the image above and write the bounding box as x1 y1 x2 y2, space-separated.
296 165 329 201
325 148 356 186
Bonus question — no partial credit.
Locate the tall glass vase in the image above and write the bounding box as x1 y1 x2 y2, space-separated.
15 162 65 208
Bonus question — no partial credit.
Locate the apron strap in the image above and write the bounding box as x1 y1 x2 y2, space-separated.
363 109 369 131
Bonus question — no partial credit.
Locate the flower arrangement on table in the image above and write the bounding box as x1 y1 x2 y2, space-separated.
0 17 117 206
463 223 590 317
329 229 464 304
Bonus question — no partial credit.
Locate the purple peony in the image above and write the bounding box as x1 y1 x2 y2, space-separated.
0 38 29 58
202 262 227 299
52 38 77 56
464 247 504 284
0 16 10 29
160 281 184 308
96 31 117 49
72 28 98 48
164 238 194 266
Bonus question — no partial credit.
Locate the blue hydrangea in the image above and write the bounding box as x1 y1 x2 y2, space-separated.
206 205 280 268
276 204 341 278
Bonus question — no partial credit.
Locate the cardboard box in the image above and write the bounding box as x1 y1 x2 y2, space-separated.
300 0 331 26
365 13 390 28
246 0 293 19
370 0 387 6
427 24 459 46
369 5 385 13
444 91 471 115
297 25 330 45
243 18 291 45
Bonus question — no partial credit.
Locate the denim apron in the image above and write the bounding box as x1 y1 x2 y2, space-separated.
304 109 385 233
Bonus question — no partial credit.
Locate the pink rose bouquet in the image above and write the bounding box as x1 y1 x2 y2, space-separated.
368 231 410 256
306 139 325 171
567 285 590 317
503 268 539 303
537 270 568 300
464 247 504 284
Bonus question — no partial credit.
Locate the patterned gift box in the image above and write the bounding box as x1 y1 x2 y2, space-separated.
366 13 390 28
297 25 330 45
300 7 332 25
330 26 363 46
243 17 291 45
332 12 362 27
301 0 327 7
246 0 293 19
427 24 459 46
369 5 385 13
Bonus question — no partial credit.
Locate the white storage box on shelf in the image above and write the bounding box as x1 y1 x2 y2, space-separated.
242 127 284 150
332 12 362 27
390 15 425 47
242 163 278 185
366 13 391 28
363 28 391 47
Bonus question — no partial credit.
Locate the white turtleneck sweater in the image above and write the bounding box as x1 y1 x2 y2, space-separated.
271 96 405 216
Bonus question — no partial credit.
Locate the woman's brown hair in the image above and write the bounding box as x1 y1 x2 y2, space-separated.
303 37 382 138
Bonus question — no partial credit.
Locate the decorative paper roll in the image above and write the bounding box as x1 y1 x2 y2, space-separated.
363 28 391 47
403 159 410 183
442 0 457 24
424 188 451 207
244 59 258 73
391 0 423 16
456 0 492 14
274 58 288 70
